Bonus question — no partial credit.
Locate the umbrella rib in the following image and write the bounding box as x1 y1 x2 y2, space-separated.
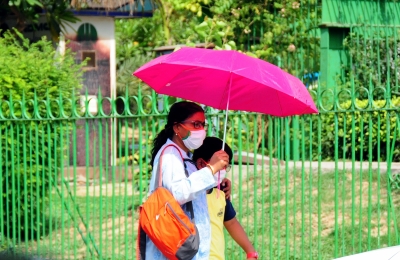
255 59 285 115
195 48 211 67
218 51 237 110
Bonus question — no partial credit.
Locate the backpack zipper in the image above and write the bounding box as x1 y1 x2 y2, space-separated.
166 202 193 234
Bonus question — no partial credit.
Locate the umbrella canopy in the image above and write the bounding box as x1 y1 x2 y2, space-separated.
133 47 318 117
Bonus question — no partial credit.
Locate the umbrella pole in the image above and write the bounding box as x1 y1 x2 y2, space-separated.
222 74 232 150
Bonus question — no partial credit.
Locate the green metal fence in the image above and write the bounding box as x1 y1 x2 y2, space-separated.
2 0 400 259
0 85 399 259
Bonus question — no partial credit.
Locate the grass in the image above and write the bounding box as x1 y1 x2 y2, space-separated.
2 169 400 260
4 182 142 260
225 168 400 260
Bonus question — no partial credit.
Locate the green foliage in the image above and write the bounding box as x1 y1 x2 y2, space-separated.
201 0 321 75
116 56 154 110
41 0 80 41
115 18 161 61
2 0 80 41
302 98 400 162
211 97 400 164
115 13 183 102
151 0 206 45
194 17 236 50
116 0 321 77
0 30 84 240
116 139 153 191
115 18 156 109
343 31 400 98
6 0 42 27
8 0 42 5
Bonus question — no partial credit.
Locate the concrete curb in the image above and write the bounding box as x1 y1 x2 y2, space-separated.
233 152 400 174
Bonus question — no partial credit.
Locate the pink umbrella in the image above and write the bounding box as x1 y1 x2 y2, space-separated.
133 47 318 146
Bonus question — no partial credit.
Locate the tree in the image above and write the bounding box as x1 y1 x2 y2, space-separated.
0 29 85 241
149 0 198 45
1 0 80 41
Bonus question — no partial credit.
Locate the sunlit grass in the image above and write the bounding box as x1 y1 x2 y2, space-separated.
3 169 399 260
225 169 400 260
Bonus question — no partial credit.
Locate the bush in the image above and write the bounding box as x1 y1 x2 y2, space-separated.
344 32 400 96
302 98 400 162
210 97 400 163
0 31 84 240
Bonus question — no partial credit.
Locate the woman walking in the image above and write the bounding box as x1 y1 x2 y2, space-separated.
146 101 229 260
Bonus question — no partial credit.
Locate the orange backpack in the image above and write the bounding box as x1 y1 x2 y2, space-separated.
137 144 200 260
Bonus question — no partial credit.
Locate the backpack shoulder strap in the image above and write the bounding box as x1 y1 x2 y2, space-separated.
154 144 185 188
154 144 195 221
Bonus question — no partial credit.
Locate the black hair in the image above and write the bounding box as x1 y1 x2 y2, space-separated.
192 137 233 163
150 101 204 166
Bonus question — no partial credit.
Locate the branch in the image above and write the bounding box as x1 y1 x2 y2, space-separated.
9 5 27 32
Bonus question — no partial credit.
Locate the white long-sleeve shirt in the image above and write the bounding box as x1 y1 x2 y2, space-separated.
145 139 217 260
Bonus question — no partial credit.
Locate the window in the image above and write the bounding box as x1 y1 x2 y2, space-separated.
82 51 96 68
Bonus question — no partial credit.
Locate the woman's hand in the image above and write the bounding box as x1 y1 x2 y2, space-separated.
209 150 229 174
221 178 231 199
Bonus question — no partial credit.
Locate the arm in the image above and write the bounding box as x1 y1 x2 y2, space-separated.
224 218 256 258
158 147 216 205
220 177 231 199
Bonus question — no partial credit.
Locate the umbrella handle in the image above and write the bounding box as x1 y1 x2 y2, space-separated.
222 73 232 150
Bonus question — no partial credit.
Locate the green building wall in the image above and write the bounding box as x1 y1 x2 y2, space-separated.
319 0 400 89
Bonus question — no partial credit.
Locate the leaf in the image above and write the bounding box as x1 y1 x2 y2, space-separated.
227 41 236 47
223 43 232 50
2 75 13 84
246 51 257 58
26 0 42 6
196 21 209 31
216 21 227 27
217 31 225 37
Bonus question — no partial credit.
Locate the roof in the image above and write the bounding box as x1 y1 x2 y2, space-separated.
70 0 154 17
79 0 133 9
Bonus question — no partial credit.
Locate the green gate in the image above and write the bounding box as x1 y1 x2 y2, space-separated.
1 0 400 259
0 86 399 259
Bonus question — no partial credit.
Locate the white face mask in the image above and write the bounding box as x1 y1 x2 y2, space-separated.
182 129 206 150
213 169 226 185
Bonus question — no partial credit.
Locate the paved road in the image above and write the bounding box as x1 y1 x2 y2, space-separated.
334 245 400 260
232 152 400 175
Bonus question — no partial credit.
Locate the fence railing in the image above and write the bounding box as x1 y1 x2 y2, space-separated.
3 0 400 258
0 87 399 259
